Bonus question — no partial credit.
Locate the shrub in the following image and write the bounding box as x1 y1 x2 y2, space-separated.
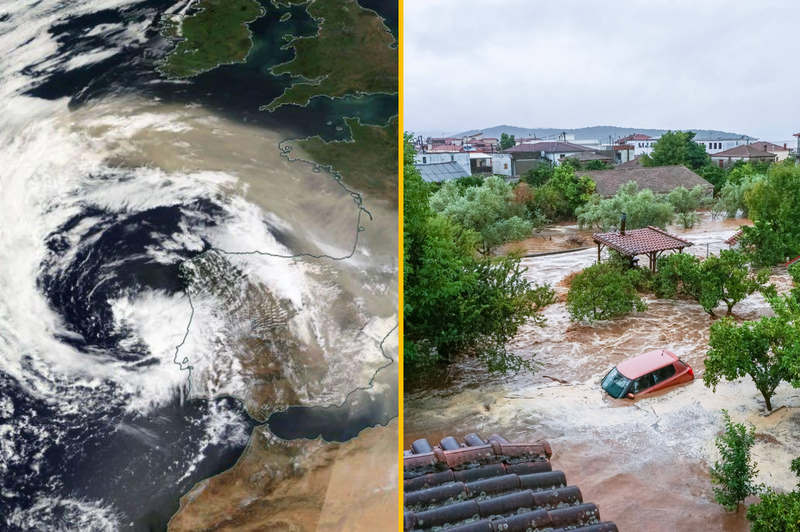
575 181 673 232
710 410 759 512
747 490 800 531
668 185 708 229
566 261 648 322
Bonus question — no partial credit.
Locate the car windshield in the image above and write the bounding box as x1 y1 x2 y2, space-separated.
602 368 632 399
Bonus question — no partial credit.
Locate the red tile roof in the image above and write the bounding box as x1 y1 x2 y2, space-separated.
711 145 776 158
403 433 618 532
724 230 743 246
750 141 790 153
616 134 652 144
593 226 693 256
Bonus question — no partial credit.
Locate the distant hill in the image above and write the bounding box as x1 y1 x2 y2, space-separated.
450 125 752 142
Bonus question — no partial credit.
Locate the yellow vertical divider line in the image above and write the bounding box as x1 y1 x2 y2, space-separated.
397 0 405 529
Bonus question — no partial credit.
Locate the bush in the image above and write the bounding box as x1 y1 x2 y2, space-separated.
521 165 554 187
584 159 613 170
566 261 648 322
575 181 673 232
747 490 800 531
710 410 759 512
530 166 595 221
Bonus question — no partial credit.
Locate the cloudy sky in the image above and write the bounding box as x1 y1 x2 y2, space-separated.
404 0 800 142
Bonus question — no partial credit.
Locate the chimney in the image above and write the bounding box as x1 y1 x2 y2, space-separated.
620 213 627 235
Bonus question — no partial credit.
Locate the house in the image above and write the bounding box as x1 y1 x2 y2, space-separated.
403 432 618 532
694 136 756 155
616 134 658 157
567 152 614 165
503 141 595 175
710 145 777 168
579 165 713 198
750 141 792 161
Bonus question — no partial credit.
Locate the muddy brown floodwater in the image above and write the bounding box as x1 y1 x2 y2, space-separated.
405 213 800 532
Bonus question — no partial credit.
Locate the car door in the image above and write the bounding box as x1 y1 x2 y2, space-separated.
632 372 656 395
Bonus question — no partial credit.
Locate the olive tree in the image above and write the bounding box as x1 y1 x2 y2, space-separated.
575 181 674 232
430 176 533 256
668 184 709 229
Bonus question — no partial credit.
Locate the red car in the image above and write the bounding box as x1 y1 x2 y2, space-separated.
601 349 694 399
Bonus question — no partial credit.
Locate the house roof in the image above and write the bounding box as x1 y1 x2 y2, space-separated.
616 157 642 169
504 141 594 154
403 433 618 532
427 145 463 153
416 162 470 182
711 145 777 159
567 152 613 162
750 141 790 153
593 226 693 256
579 165 712 198
725 230 743 246
616 134 652 144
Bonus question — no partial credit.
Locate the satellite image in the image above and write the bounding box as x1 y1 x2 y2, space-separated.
0 0 399 530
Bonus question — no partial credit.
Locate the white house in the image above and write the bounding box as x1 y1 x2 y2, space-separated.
694 136 755 154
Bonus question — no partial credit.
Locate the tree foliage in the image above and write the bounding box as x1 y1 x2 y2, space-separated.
575 181 674 232
653 250 769 316
525 165 595 221
668 184 708 229
704 313 791 411
710 410 759 512
584 159 613 171
641 130 710 170
430 176 533 256
747 490 800 531
500 133 515 151
521 165 553 188
403 134 557 376
739 163 800 267
566 261 648 322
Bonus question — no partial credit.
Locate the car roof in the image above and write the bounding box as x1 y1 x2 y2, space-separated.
616 349 679 379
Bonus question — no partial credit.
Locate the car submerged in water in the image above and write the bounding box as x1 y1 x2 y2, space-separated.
601 349 694 399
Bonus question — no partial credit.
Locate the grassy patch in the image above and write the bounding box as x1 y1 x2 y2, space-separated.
263 0 397 111
289 116 398 205
158 0 266 79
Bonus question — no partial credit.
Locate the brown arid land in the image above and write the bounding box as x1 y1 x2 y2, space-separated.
168 420 398 532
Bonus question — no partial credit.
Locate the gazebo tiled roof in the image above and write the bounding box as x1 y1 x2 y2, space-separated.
725 230 743 246
593 226 693 256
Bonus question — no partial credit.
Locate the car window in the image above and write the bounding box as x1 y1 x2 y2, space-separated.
601 368 632 399
633 372 655 393
653 364 676 384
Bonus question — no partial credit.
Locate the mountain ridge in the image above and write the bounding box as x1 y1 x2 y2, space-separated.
448 124 752 142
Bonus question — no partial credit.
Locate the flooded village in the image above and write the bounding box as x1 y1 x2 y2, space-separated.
403 129 800 531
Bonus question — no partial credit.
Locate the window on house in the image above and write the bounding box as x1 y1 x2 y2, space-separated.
719 160 724 168
504 163 508 169
422 156 426 163
450 155 454 161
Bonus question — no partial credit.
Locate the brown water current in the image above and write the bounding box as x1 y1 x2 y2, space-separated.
406 214 800 532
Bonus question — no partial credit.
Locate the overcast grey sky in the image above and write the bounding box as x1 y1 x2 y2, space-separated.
404 0 800 142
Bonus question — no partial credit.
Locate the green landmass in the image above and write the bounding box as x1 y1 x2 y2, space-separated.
263 0 398 111
289 116 398 205
158 0 266 79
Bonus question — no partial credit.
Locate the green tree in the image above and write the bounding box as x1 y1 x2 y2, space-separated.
584 159 613 170
575 181 674 232
704 315 792 411
641 130 710 170
500 133 515 151
403 134 557 375
747 490 800 531
653 250 769 316
566 261 648 322
430 176 533 256
739 163 800 266
521 165 553 187
696 163 728 193
710 410 759 512
668 185 708 229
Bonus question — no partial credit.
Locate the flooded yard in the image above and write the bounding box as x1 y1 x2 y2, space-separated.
405 214 800 532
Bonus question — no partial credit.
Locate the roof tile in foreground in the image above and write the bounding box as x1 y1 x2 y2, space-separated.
403 433 618 532
593 226 693 256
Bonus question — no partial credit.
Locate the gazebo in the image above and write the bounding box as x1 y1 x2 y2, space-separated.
593 225 694 273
